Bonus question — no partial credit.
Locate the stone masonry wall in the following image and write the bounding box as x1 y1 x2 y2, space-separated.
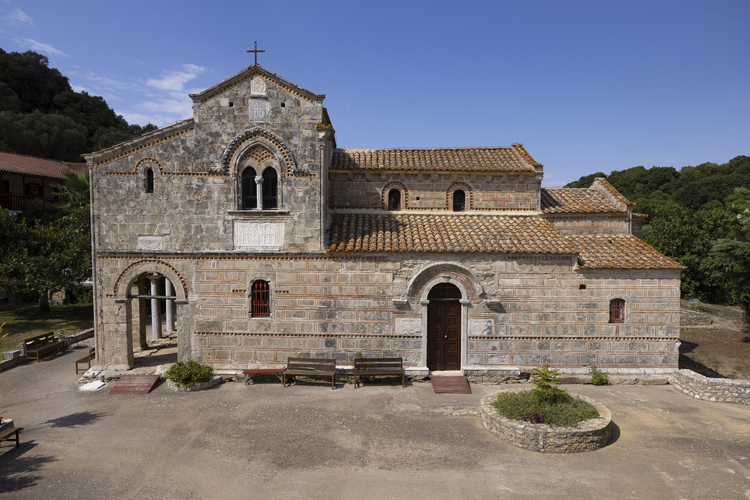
544 214 631 235
329 171 540 211
95 253 680 371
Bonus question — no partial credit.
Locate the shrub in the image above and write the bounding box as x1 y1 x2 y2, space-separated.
590 364 609 386
492 390 599 427
165 360 213 387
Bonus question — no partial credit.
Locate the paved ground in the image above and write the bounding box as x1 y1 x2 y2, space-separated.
1 347 749 500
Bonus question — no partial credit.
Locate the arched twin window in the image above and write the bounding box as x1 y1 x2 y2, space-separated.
251 280 270 318
609 298 625 324
242 167 278 210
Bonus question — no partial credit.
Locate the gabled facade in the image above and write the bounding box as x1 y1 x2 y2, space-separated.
85 64 682 376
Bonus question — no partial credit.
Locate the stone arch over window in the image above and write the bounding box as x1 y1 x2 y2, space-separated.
222 127 298 176
236 144 281 210
403 262 484 303
381 182 408 210
609 298 625 324
135 157 165 175
447 182 473 211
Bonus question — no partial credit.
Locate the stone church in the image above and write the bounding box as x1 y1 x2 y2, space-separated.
85 60 682 377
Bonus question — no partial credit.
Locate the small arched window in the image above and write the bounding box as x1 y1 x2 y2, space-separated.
388 189 401 211
251 280 270 318
145 168 154 193
452 190 465 212
262 167 278 209
609 298 625 324
242 167 257 209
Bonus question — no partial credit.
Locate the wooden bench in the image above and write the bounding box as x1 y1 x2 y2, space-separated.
76 348 96 374
243 368 284 385
353 357 405 388
23 332 67 363
283 358 337 389
0 426 20 449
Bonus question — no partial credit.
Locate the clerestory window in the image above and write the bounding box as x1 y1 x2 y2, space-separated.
452 190 465 212
388 189 401 211
145 168 154 193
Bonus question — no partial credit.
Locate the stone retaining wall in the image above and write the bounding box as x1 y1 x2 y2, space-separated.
669 369 750 405
480 389 612 453
0 328 94 373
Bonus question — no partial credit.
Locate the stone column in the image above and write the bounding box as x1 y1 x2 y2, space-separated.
255 175 263 210
131 278 148 350
165 279 175 334
149 274 162 340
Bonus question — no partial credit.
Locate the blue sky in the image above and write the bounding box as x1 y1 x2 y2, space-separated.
1 0 748 187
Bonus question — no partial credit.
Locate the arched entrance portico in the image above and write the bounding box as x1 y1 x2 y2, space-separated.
103 260 190 369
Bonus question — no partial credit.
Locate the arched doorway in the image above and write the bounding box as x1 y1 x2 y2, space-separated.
426 283 462 371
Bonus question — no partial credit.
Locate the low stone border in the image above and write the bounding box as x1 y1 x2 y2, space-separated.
669 369 750 405
1 328 94 373
480 389 612 453
166 376 223 392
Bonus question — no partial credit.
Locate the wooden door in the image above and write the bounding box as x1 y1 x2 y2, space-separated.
427 300 461 371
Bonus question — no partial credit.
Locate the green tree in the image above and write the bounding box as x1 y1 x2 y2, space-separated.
712 188 750 320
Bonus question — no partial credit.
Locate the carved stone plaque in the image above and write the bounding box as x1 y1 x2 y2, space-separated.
234 221 284 250
469 319 495 336
250 76 266 96
395 318 421 335
249 98 270 122
137 236 163 251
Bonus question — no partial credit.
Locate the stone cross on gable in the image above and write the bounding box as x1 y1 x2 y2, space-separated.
247 41 265 65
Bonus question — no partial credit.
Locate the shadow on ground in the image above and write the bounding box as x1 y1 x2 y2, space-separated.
44 411 107 428
0 442 56 493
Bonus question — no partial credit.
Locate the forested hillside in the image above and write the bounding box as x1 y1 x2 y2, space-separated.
565 157 750 317
0 49 156 161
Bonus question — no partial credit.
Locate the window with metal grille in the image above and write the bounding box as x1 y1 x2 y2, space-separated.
609 298 625 324
242 167 257 209
262 167 277 209
388 189 401 210
251 280 270 318
452 190 465 212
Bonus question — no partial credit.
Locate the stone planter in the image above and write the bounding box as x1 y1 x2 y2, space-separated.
166 376 223 392
480 389 612 453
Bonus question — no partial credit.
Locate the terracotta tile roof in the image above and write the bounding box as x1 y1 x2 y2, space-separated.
331 144 541 172
541 188 623 213
327 214 574 253
567 235 684 269
0 151 83 179
595 178 634 206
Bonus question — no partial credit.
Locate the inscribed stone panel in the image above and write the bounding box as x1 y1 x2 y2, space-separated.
234 221 284 250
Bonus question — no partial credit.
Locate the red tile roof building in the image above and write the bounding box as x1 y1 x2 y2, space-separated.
0 150 87 212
